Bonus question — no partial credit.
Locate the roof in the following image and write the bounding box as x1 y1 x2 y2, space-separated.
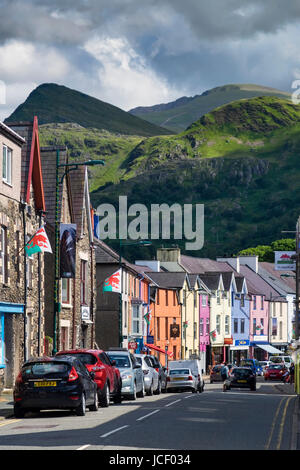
180 255 233 274
8 117 46 211
198 273 222 291
144 271 189 289
259 262 295 294
160 261 185 272
235 276 246 293
239 265 285 301
0 121 25 145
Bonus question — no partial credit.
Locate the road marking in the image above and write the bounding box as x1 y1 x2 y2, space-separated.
265 397 285 450
184 394 195 399
0 419 20 427
136 409 160 421
276 396 294 450
77 444 91 451
100 425 129 438
165 399 181 407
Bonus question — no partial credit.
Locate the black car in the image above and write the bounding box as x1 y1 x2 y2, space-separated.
227 367 256 391
13 356 98 418
148 356 168 393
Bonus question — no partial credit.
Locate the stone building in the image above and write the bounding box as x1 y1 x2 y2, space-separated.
40 146 96 353
1 118 46 390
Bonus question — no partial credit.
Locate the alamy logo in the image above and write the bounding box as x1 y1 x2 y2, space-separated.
0 81 6 105
96 196 204 250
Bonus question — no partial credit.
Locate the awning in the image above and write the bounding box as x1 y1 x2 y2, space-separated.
254 343 283 354
144 343 173 357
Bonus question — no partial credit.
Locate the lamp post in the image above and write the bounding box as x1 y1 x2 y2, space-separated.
118 239 152 348
52 152 105 355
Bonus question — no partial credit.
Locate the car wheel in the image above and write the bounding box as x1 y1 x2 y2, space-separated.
154 380 161 395
89 391 99 412
75 394 86 416
99 382 110 408
137 381 145 398
147 381 154 396
113 385 122 404
129 382 137 400
14 404 25 418
192 387 197 393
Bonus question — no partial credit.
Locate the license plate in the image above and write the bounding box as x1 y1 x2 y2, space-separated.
237 380 247 383
172 377 184 381
34 381 57 387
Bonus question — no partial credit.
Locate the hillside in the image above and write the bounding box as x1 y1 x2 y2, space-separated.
129 84 291 133
5 83 173 137
89 96 300 260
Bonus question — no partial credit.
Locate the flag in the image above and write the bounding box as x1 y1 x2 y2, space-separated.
103 269 121 292
144 308 151 326
210 330 217 342
25 226 52 256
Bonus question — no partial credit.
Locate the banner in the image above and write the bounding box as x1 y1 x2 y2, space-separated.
60 224 76 278
103 269 121 292
274 251 296 271
25 226 52 256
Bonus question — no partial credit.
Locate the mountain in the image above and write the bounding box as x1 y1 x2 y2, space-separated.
129 84 291 133
88 96 300 260
5 83 173 137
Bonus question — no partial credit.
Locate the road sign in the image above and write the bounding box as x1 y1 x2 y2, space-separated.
128 341 137 350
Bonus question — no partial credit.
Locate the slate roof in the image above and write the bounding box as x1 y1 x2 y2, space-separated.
197 273 222 291
160 261 185 272
259 262 295 294
144 271 189 289
235 276 246 293
239 265 285 301
180 255 233 274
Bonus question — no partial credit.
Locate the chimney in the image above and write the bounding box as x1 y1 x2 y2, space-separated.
239 255 258 273
135 260 160 272
156 247 181 263
217 257 240 273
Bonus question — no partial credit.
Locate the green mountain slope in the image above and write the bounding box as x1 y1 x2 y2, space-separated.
129 84 291 133
89 96 300 260
6 83 173 137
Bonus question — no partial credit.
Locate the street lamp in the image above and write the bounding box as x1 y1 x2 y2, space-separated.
52 151 105 355
118 239 152 347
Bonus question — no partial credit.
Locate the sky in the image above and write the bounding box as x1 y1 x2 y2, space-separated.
1 0 300 120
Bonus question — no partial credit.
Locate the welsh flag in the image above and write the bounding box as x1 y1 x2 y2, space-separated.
210 330 217 342
25 226 52 256
144 308 152 326
103 269 121 293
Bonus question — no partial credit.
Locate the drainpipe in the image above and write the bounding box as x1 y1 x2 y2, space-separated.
21 201 27 362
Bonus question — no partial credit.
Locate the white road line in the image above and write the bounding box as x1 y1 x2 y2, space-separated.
165 399 181 407
100 425 129 438
184 394 196 399
77 444 91 451
136 409 160 421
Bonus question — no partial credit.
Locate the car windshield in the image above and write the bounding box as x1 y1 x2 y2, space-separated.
269 365 283 370
135 357 142 365
233 368 252 378
22 362 70 377
241 361 254 367
62 353 97 365
270 357 283 364
170 369 190 375
107 354 130 368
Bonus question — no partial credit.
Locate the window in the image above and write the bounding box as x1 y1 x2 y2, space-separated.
157 289 160 305
165 317 168 339
241 319 245 334
260 318 264 335
253 296 257 310
165 290 168 306
194 292 197 308
272 318 277 336
217 291 221 305
2 145 12 185
200 318 204 336
279 321 283 340
240 294 245 307
234 319 238 334
80 260 87 305
225 315 230 335
156 317 160 340
280 302 283 317
132 304 141 335
206 317 209 335
216 315 221 334
202 295 207 307
261 296 264 310
173 291 176 306
253 318 256 335
60 326 69 351
0 226 8 284
194 322 197 340
61 278 70 304
183 290 186 307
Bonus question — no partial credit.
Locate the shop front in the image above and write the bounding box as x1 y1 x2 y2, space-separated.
230 339 250 364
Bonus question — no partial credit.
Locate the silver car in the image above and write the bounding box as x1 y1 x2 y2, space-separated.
166 368 198 393
135 354 159 396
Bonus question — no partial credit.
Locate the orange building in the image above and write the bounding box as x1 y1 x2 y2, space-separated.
144 272 185 367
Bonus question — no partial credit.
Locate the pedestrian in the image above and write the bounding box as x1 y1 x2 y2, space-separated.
289 363 295 384
221 362 229 392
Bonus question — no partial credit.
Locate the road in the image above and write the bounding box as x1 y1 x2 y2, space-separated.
0 377 297 451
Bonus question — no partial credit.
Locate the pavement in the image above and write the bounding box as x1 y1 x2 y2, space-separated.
0 389 14 420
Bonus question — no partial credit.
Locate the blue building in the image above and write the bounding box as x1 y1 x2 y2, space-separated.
230 276 250 363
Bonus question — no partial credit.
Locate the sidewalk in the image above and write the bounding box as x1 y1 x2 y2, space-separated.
0 390 14 420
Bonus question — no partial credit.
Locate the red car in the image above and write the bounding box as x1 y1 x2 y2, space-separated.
264 364 287 381
56 349 122 407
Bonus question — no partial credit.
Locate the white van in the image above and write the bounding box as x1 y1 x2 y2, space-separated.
269 356 292 368
168 359 204 392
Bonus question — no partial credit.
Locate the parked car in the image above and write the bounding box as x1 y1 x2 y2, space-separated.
148 355 168 393
13 356 98 418
264 364 288 381
269 356 292 368
166 368 198 393
106 348 144 400
259 361 271 375
227 367 256 391
240 358 262 375
168 359 204 392
56 349 122 406
210 365 223 383
135 354 159 395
